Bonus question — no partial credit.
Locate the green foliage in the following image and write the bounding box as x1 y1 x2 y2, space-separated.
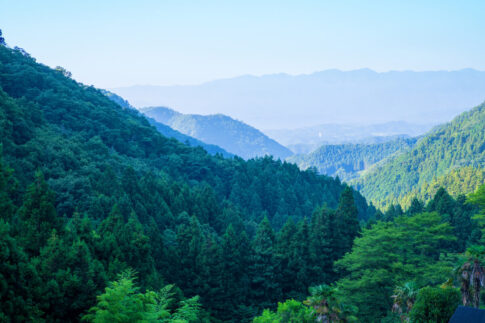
0 146 16 222
335 212 456 322
18 171 63 256
468 184 485 209
2 35 483 323
83 271 201 323
142 106 293 160
253 299 313 323
0 220 41 322
253 284 357 323
390 281 418 321
355 102 485 207
0 44 373 321
409 287 460 323
469 184 485 242
304 284 357 322
401 167 485 208
289 137 416 181
251 216 279 310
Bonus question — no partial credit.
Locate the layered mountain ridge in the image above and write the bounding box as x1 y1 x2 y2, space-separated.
141 106 293 160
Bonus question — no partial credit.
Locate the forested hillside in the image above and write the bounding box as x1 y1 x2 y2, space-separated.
355 102 485 207
102 90 232 157
0 43 374 321
399 166 485 207
267 122 430 154
288 137 416 181
141 106 293 160
254 186 485 323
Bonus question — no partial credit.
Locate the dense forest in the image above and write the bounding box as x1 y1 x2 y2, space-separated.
399 166 485 208
253 185 485 322
287 137 416 181
0 40 374 321
141 107 293 160
2 34 485 323
355 103 485 207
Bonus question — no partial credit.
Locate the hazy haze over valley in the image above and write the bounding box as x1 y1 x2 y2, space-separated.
113 69 485 130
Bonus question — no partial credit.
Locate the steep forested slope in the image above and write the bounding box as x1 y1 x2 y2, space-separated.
141 106 293 160
102 90 232 156
0 45 373 321
399 166 485 207
355 103 485 207
146 117 232 157
288 137 416 181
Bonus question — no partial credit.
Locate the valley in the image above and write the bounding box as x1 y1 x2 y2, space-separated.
1 3 485 320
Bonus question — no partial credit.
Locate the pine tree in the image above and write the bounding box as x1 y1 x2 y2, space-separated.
36 232 106 321
407 197 424 215
0 221 41 322
294 219 311 294
18 171 62 255
251 216 279 310
275 219 297 298
220 225 242 319
197 235 224 317
309 207 337 284
175 215 203 296
336 187 360 257
0 147 15 222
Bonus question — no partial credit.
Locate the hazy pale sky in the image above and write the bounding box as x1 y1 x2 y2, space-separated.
1 0 484 88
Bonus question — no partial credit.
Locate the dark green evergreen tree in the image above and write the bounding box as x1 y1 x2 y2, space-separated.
0 221 40 322
335 187 360 258
251 216 279 310
407 197 424 215
0 147 15 221
18 171 62 256
294 219 311 293
275 219 298 298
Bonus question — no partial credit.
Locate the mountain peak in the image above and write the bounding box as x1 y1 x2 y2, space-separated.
142 107 292 160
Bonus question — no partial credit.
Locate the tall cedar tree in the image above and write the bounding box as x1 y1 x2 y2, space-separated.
336 187 360 258
251 216 279 310
18 171 63 256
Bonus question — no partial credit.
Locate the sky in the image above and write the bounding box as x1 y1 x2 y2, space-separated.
1 0 484 88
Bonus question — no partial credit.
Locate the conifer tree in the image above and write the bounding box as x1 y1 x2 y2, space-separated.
175 215 203 295
309 207 337 284
336 187 360 257
0 147 15 222
0 221 40 322
251 216 279 310
407 197 424 215
294 219 311 293
220 225 242 319
18 171 62 255
275 219 297 298
197 235 224 316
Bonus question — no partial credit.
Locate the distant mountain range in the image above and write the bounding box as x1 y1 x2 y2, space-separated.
112 69 485 130
267 122 433 154
141 107 293 159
